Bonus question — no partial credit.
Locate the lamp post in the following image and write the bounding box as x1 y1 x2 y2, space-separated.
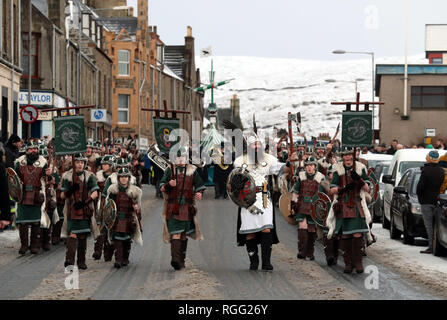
325 78 365 98
332 50 376 130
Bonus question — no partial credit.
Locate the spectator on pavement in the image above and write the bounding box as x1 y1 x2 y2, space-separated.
4 134 21 168
0 143 12 230
416 150 445 254
387 139 398 155
435 139 445 150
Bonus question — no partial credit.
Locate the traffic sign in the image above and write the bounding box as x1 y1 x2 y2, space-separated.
20 105 39 124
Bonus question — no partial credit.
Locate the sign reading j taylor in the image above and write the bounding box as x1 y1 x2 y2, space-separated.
342 111 373 147
54 115 87 155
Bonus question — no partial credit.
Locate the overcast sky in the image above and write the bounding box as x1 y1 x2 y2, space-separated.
127 0 447 60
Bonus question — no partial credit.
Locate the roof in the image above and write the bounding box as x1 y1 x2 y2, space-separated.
375 64 447 95
163 65 183 82
164 46 185 78
97 17 138 35
32 0 48 16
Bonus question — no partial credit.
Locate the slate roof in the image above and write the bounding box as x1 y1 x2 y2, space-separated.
97 17 138 35
164 46 185 78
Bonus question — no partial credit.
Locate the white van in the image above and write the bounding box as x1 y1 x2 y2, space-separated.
382 149 447 229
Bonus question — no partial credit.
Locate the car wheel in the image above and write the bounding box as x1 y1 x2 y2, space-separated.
373 205 381 223
402 214 415 245
390 211 402 240
382 209 390 230
433 218 447 257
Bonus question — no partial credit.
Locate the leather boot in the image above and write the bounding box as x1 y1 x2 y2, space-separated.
103 238 114 262
360 236 367 256
92 234 105 260
297 229 308 259
179 239 187 269
306 232 316 260
260 232 273 271
170 239 182 271
64 237 78 267
246 238 259 271
333 238 339 265
341 237 353 274
51 221 63 245
352 237 364 273
41 228 51 251
76 235 87 270
30 224 41 254
114 240 123 269
18 224 29 255
323 235 336 266
122 240 131 267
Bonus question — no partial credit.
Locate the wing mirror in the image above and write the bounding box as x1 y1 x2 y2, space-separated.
383 175 395 185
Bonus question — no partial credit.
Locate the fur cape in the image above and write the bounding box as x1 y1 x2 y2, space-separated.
161 164 203 244
326 161 374 244
60 169 100 239
298 171 325 184
108 172 137 186
106 183 143 246
12 155 51 229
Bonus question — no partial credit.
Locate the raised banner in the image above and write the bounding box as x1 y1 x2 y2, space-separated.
153 117 180 154
342 111 373 147
54 115 87 155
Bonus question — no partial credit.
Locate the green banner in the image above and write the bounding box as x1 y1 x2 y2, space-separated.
54 115 87 155
342 111 373 147
153 118 180 154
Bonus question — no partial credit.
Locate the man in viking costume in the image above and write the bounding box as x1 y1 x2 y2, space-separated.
14 141 48 255
160 147 206 271
232 133 286 272
93 155 116 260
326 146 374 274
127 141 145 188
39 147 57 251
60 153 99 270
86 141 101 174
291 156 326 260
106 167 142 268
52 155 70 245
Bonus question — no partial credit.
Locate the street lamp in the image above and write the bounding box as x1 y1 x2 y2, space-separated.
325 78 365 98
332 50 376 130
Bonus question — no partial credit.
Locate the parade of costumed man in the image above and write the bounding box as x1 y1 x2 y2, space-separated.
326 146 375 274
229 122 288 272
291 156 326 261
93 155 116 261
60 153 100 270
105 167 143 269
160 146 206 271
13 141 49 255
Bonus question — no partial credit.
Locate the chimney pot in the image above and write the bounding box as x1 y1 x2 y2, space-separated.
187 26 192 37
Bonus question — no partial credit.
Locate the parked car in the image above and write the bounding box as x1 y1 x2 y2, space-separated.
359 153 393 169
371 162 391 222
382 149 447 230
434 194 447 256
389 168 426 244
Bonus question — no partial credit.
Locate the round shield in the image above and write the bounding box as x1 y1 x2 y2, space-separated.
103 198 117 231
311 192 332 228
226 167 257 208
6 168 22 203
279 192 298 225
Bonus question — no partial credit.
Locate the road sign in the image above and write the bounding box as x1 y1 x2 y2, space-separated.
90 109 107 122
425 128 436 137
20 105 39 124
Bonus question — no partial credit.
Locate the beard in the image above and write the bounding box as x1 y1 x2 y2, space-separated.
27 152 38 162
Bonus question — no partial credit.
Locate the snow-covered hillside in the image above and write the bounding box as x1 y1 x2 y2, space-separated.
196 55 427 138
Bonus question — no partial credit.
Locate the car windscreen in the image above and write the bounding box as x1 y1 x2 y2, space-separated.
399 161 425 176
411 172 421 195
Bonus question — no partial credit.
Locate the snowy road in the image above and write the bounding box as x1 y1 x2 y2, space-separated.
0 185 445 300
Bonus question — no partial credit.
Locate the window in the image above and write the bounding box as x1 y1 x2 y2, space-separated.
432 58 443 64
22 33 39 78
411 86 447 108
118 50 130 76
118 94 129 123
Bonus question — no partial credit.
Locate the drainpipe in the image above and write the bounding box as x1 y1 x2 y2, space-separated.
52 26 56 90
403 0 409 119
139 61 146 144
